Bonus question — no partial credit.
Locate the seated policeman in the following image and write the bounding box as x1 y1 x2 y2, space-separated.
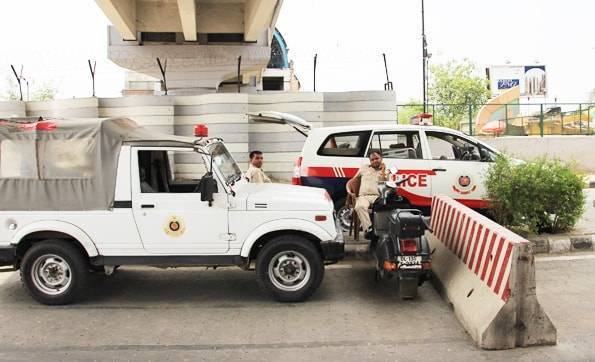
347 149 387 234
246 150 272 183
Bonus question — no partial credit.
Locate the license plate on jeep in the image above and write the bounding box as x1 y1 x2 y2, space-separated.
398 255 422 269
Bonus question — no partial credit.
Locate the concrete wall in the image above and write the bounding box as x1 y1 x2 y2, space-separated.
480 135 595 172
0 101 25 118
0 91 396 181
26 98 99 118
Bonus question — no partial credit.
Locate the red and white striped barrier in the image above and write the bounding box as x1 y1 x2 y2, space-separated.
428 195 556 350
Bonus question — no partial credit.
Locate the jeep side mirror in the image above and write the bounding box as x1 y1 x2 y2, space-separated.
199 172 218 206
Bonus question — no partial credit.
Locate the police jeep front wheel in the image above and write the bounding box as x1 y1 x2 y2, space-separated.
20 240 89 305
256 236 324 302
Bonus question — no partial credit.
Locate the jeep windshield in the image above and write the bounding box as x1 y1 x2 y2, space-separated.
207 142 242 184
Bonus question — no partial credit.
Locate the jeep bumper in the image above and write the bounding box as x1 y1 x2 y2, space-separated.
321 218 345 261
321 241 345 261
0 245 17 268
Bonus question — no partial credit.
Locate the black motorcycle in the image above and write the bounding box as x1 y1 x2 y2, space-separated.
367 168 432 299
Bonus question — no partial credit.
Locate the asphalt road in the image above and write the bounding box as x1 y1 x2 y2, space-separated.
0 254 594 361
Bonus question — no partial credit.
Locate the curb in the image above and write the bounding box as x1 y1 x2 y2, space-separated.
343 234 595 260
529 234 594 254
344 243 372 260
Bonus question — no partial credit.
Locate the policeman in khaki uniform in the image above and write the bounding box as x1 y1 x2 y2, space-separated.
246 150 272 183
347 149 387 233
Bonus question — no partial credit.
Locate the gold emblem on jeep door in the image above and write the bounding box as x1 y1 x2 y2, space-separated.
164 216 186 237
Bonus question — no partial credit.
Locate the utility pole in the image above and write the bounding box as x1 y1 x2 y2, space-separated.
382 53 393 91
23 77 29 101
156 58 168 95
237 56 242 93
421 0 428 112
10 65 23 101
88 60 97 97
313 53 318 92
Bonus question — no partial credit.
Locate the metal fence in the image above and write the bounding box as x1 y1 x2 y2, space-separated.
396 103 595 137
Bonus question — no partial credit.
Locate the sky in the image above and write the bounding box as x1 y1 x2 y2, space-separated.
0 0 593 103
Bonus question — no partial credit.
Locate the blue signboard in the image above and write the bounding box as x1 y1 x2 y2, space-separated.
497 79 520 89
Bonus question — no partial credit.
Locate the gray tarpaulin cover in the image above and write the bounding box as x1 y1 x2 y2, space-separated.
0 118 193 211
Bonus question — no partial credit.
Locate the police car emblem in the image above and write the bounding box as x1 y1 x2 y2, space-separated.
452 175 476 195
459 175 471 187
164 216 186 237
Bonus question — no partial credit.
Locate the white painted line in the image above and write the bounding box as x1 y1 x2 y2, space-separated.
536 254 595 262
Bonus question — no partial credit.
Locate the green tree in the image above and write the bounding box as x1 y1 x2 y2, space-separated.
1 77 20 101
428 59 491 130
1 78 57 102
397 99 424 124
32 83 57 101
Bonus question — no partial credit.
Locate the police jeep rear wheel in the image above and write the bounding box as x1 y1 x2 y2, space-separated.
20 240 89 305
256 236 324 302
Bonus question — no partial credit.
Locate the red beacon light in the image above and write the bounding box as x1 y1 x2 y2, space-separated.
194 124 208 138
13 117 57 131
35 121 57 131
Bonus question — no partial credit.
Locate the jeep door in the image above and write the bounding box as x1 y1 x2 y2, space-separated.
131 147 230 254
423 130 493 209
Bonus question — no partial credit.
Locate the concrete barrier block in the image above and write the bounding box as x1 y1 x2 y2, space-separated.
548 238 571 253
428 195 556 350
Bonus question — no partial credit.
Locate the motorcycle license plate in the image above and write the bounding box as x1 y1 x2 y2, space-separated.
398 255 422 269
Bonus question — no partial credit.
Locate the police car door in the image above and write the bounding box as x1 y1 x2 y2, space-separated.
368 130 433 209
131 148 229 254
423 130 490 209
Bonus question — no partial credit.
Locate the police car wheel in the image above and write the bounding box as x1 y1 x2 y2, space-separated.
256 236 324 302
334 197 352 232
20 240 89 305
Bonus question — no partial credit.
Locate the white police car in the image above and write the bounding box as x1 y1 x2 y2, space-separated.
249 112 500 230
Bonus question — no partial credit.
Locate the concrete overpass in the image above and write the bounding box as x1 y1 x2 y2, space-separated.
95 0 288 94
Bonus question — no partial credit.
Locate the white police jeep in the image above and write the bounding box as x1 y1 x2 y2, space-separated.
0 118 343 304
249 112 501 230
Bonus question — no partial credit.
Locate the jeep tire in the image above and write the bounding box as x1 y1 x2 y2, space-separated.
256 236 324 302
20 240 89 305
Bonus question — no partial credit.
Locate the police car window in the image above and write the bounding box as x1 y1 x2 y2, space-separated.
479 146 497 162
370 132 422 159
318 131 371 157
426 132 481 161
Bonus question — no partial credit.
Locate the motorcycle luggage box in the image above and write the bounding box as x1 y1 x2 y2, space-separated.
389 209 425 238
